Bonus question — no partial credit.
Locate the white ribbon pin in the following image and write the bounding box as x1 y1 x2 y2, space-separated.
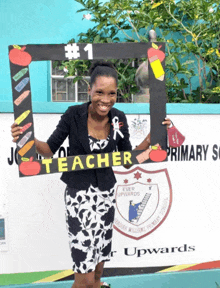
112 116 124 140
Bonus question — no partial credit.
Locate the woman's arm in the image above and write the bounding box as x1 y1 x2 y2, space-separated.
34 138 53 157
11 107 72 158
11 122 53 157
134 133 151 151
124 118 171 169
134 118 171 151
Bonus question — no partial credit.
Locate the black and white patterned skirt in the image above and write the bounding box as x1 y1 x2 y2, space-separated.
65 184 116 274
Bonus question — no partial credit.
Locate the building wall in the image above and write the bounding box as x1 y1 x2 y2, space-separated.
0 0 93 106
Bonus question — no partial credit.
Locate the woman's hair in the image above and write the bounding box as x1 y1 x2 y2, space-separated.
89 60 118 87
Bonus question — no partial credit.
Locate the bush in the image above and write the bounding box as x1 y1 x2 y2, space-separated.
57 0 220 103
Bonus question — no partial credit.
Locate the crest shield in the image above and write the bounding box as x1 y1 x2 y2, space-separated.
113 167 172 240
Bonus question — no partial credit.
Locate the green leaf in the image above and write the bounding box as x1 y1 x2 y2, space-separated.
97 23 104 31
188 96 194 102
174 55 182 71
76 8 87 12
107 37 113 43
72 76 84 84
182 60 195 66
94 35 100 43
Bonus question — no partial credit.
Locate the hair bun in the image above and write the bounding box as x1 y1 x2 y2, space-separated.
89 60 115 76
89 60 118 87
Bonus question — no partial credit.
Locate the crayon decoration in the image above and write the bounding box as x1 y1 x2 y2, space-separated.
19 157 41 176
17 131 32 148
13 68 28 81
14 90 30 106
147 43 165 81
9 45 32 66
20 122 32 133
15 77 29 92
18 140 35 156
15 110 31 125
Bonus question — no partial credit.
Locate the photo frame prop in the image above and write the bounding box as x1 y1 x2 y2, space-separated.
8 42 167 177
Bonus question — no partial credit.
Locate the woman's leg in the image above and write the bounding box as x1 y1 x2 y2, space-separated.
71 271 96 288
94 262 104 287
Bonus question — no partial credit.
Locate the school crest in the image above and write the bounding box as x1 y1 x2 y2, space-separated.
113 167 172 240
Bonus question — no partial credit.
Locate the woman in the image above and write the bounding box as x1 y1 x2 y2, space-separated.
11 61 171 288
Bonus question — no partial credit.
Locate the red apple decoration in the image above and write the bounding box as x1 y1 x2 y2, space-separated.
147 44 165 62
149 145 167 162
19 157 41 176
9 46 32 66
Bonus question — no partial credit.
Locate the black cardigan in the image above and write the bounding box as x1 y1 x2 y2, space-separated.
47 102 132 191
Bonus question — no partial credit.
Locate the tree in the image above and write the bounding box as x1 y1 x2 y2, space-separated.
57 0 220 103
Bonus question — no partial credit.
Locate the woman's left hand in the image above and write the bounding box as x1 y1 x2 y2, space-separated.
162 118 172 130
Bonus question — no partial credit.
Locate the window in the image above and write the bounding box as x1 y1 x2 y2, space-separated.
51 59 148 103
51 62 89 102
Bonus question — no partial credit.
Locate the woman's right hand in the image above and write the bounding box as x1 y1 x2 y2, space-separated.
11 122 23 143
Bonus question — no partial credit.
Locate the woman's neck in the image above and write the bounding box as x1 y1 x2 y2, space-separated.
88 104 109 123
87 104 110 140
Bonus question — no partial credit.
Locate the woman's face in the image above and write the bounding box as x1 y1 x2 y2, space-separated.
88 76 117 117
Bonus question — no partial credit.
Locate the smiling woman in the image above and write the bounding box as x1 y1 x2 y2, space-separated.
55 61 134 288
87 62 118 140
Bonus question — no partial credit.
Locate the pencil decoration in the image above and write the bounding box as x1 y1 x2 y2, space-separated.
13 68 28 81
18 140 35 156
147 43 165 81
15 77 29 92
15 110 31 125
20 123 32 133
17 131 32 148
14 90 30 106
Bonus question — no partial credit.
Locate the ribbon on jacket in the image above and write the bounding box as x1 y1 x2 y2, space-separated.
112 116 124 140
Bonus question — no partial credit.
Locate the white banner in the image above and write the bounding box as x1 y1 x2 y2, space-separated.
0 113 220 273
